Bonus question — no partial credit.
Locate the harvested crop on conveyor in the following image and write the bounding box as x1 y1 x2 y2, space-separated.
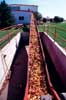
28 14 48 100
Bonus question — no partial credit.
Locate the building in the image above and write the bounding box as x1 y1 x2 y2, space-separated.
9 4 38 24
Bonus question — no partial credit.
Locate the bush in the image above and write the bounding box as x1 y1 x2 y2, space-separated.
54 16 64 23
43 18 47 23
33 12 42 22
50 18 54 22
22 25 29 32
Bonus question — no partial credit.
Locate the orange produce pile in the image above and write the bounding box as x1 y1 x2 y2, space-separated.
28 14 48 100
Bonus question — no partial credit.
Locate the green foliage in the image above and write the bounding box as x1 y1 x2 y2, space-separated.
50 18 54 23
43 18 47 23
54 16 64 23
33 12 42 21
22 25 29 32
0 0 15 28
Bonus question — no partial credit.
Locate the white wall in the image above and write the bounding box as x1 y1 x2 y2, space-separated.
0 32 29 90
0 33 20 89
12 11 32 24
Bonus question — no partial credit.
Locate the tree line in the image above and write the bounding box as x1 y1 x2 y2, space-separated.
33 12 64 23
43 16 64 23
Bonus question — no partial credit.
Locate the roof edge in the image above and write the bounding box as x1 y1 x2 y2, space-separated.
9 4 38 7
11 10 33 13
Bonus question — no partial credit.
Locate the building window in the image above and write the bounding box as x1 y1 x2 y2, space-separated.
19 16 24 20
11 6 20 11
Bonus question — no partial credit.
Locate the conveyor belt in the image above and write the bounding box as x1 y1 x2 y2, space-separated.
7 14 62 100
28 14 48 100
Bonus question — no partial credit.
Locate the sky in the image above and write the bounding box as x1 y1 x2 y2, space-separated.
0 0 66 19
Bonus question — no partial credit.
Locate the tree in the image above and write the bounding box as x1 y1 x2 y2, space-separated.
50 18 53 23
54 16 64 23
0 0 15 28
33 12 42 21
59 17 64 22
43 18 47 23
54 16 59 23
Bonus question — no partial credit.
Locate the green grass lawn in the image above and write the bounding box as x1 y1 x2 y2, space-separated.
0 25 29 48
0 25 29 39
0 28 22 48
0 27 23 38
38 22 66 48
0 28 14 38
0 27 23 48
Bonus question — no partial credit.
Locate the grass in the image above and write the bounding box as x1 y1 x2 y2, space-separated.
0 23 66 48
0 28 15 38
0 27 23 48
38 22 66 48
0 25 29 48
0 28 21 48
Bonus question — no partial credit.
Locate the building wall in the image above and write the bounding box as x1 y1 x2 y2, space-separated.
10 5 38 12
9 4 38 24
12 11 32 24
20 5 38 12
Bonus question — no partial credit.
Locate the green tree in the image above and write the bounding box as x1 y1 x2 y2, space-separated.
54 16 64 23
33 12 42 21
43 18 47 23
0 0 15 28
50 18 54 23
